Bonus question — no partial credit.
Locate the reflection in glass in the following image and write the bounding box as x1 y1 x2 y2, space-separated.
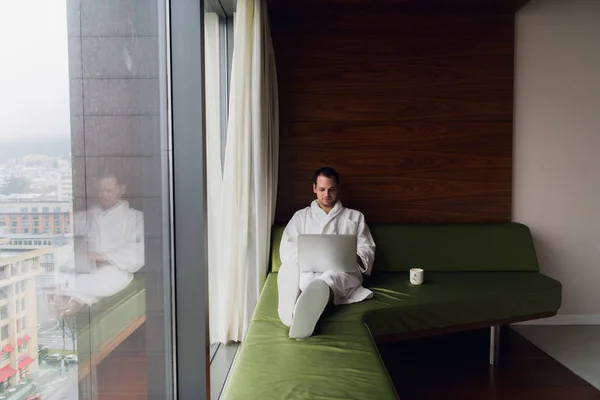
0 0 172 398
53 170 145 316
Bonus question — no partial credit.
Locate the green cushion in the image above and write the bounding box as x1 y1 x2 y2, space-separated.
252 272 561 332
222 271 561 400
223 320 397 400
270 223 539 273
76 277 146 363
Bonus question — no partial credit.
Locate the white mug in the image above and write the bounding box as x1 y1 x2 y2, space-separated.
410 268 424 285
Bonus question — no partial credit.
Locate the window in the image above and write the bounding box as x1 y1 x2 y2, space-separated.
0 306 7 320
15 300 19 314
10 222 17 227
1 0 178 397
0 325 7 341
9 215 16 220
10 229 16 234
22 221 28 227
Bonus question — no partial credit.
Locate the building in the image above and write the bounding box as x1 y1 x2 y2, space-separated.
0 239 48 390
2 234 69 273
1 235 73 324
0 201 72 235
57 171 73 202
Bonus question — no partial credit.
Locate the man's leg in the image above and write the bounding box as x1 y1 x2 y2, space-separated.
277 262 300 327
289 279 332 339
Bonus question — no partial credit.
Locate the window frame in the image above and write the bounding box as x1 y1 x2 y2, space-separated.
169 0 210 398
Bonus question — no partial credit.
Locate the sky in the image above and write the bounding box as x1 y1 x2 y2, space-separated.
0 0 71 143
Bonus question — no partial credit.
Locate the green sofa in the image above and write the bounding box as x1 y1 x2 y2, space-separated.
76 276 146 381
222 223 562 400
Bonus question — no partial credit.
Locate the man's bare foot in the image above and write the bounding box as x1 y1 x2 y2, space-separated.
60 297 84 316
53 296 84 317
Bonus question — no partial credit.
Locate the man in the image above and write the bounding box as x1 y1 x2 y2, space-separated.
55 170 144 315
277 167 376 339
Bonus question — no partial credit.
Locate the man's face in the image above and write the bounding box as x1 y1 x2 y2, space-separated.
97 177 125 209
313 175 338 209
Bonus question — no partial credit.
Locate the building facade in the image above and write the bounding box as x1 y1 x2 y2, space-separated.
0 243 48 389
0 201 72 235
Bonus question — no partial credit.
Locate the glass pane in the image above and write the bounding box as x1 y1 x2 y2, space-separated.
0 1 173 399
204 9 222 359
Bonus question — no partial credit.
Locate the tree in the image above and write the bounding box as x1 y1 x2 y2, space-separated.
0 177 30 195
38 345 49 360
61 315 77 353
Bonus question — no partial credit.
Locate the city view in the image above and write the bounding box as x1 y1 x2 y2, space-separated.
0 146 78 399
1 0 83 398
1 0 168 397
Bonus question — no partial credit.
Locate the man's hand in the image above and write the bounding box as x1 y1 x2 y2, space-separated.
89 252 107 263
357 255 365 271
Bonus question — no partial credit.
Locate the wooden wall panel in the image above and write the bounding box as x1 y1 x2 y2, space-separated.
272 10 515 224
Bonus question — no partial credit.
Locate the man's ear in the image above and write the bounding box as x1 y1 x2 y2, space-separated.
313 183 317 194
119 184 127 197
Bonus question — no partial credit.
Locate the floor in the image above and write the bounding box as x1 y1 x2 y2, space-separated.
513 325 600 390
78 325 600 400
378 326 600 400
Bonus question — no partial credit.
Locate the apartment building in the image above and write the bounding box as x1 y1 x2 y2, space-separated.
1 234 73 324
0 201 72 235
0 241 48 389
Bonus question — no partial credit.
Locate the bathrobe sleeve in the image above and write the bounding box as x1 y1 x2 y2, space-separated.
279 209 306 266
356 213 376 276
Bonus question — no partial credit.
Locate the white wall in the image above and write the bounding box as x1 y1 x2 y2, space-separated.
514 0 600 319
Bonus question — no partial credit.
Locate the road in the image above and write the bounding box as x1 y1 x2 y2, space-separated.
37 319 76 352
33 364 78 400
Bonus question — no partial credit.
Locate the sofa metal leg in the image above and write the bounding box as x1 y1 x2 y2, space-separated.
489 325 500 366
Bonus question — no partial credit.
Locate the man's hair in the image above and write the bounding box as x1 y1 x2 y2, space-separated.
313 167 340 186
98 168 124 186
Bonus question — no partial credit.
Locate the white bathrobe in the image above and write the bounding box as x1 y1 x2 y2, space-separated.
59 200 145 306
277 200 376 326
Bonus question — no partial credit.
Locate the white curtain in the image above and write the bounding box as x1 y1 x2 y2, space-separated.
204 12 223 344
212 0 279 343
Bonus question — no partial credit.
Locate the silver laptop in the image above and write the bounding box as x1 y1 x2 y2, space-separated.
73 238 98 273
297 234 358 273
